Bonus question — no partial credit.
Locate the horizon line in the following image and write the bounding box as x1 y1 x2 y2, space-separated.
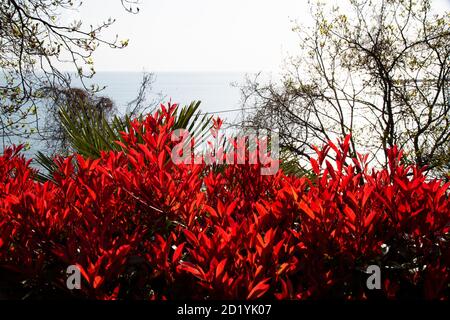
57 69 273 74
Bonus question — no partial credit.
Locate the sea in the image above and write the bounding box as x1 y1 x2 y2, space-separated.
3 71 251 160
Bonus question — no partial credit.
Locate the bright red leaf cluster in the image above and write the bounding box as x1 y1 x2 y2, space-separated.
0 104 449 299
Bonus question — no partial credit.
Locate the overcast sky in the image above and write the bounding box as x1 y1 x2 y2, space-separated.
70 0 450 72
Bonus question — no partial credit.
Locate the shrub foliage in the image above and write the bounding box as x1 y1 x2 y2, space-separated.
0 104 449 299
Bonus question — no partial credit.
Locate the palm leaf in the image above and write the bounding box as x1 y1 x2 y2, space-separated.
34 151 59 183
34 100 213 181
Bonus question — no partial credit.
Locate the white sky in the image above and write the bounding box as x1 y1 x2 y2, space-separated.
69 0 450 72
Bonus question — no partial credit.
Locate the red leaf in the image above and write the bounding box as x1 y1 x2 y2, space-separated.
364 210 377 228
75 264 90 284
158 151 165 169
179 262 205 281
325 160 336 179
264 228 275 245
310 158 320 174
172 243 186 263
5 195 20 205
299 200 315 220
203 205 219 218
255 202 267 216
361 186 373 208
343 205 356 223
277 263 290 276
225 200 238 217
247 278 271 299
93 275 103 289
183 229 199 246
394 177 408 191
217 200 225 217
215 259 227 279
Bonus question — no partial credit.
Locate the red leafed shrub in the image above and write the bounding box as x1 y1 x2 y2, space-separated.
0 104 449 300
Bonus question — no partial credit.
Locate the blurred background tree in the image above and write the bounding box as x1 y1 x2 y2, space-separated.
0 0 138 146
241 0 450 177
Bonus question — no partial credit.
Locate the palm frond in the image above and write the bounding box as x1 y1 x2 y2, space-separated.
34 151 59 183
34 100 213 181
